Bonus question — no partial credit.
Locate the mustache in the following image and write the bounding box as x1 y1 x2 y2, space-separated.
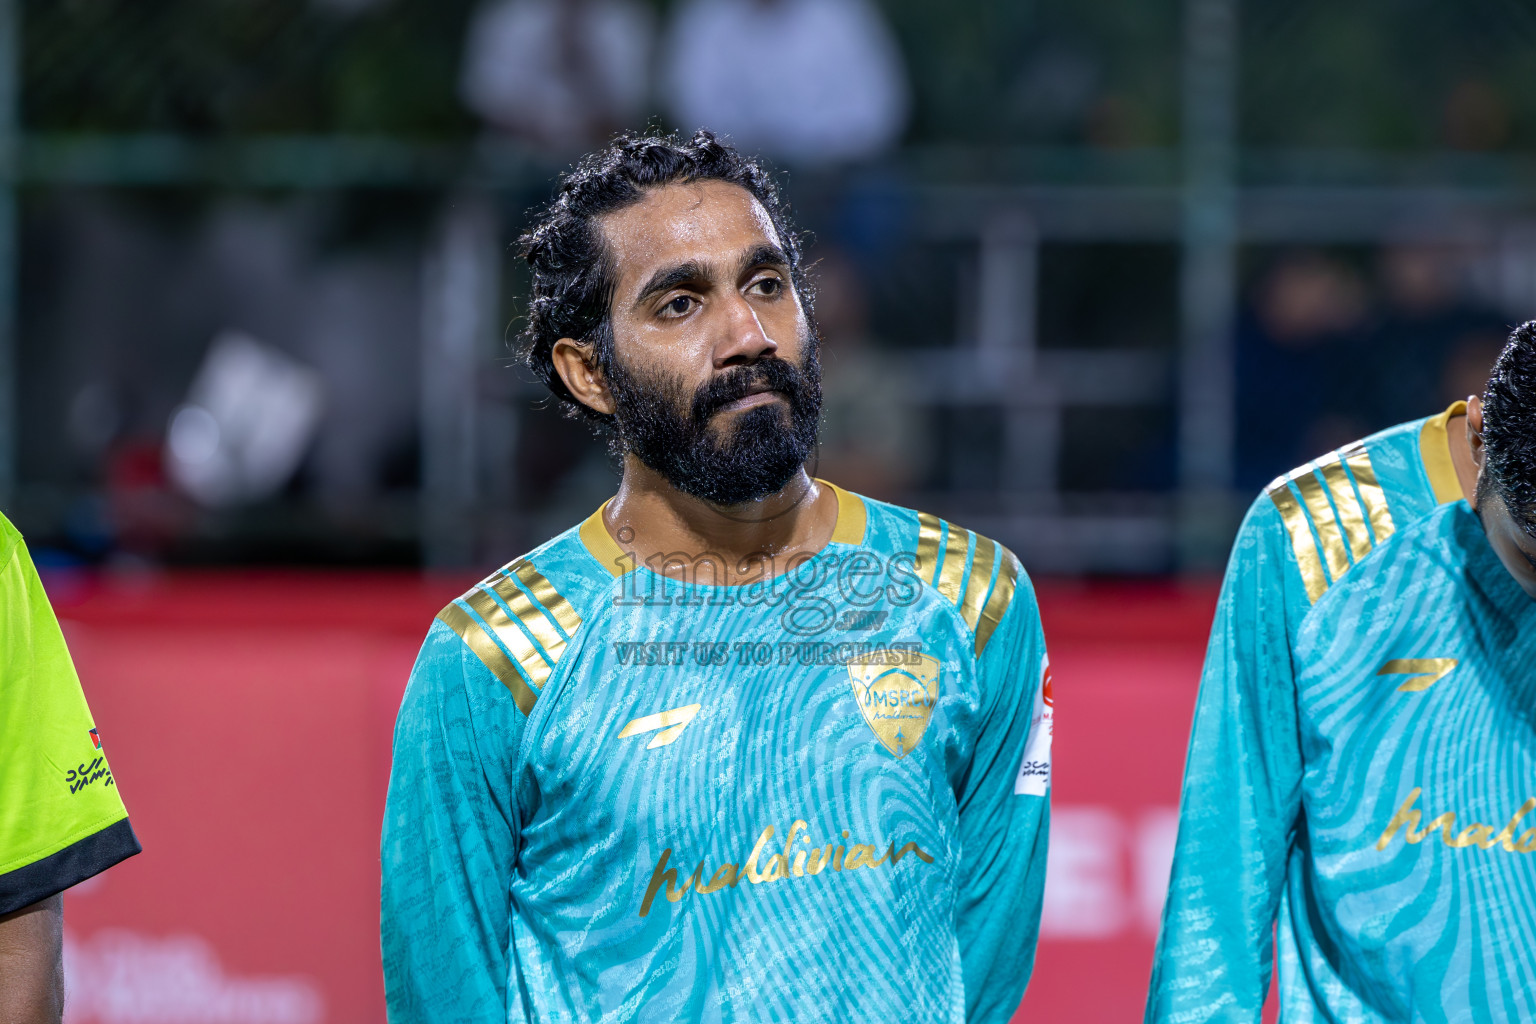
690 358 816 422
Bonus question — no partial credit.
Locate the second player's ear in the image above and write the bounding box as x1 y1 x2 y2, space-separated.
1466 394 1486 509
552 337 616 416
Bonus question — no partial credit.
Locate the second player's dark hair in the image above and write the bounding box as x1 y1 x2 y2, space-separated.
516 128 810 427
1481 320 1536 535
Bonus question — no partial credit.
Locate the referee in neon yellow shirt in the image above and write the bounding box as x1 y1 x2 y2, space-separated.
0 513 139 1022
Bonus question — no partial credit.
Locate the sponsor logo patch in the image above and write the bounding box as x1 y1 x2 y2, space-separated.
1014 656 1053 796
67 757 114 795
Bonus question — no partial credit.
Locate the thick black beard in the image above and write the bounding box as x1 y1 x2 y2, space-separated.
604 347 822 505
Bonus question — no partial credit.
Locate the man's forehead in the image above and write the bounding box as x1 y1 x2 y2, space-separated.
600 181 782 281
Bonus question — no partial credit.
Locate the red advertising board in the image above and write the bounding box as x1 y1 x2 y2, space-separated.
46 572 1219 1023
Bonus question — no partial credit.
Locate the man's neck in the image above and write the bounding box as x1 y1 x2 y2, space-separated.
1448 413 1479 501
602 458 839 584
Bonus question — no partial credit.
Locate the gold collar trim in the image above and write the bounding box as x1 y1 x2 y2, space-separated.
819 479 868 546
578 501 629 577
1419 399 1468 505
578 480 868 578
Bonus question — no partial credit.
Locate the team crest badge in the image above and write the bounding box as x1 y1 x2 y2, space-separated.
847 651 941 758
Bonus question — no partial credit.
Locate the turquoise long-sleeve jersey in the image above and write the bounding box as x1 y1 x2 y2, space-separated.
382 484 1052 1024
1144 401 1536 1022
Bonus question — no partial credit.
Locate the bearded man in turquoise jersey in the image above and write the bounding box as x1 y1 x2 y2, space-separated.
381 130 1053 1024
1147 322 1536 1022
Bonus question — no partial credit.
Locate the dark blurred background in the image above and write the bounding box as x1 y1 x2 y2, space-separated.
8 0 1535 578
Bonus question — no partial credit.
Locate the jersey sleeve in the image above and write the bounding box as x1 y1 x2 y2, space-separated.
954 559 1051 1024
0 520 138 916
381 618 528 1024
1144 497 1307 1023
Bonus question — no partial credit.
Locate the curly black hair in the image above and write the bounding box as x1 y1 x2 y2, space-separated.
1481 320 1536 535
516 128 810 428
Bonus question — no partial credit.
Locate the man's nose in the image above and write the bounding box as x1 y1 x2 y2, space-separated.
713 292 778 368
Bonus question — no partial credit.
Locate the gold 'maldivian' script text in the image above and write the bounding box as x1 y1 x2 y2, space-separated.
639 820 935 917
1377 787 1536 853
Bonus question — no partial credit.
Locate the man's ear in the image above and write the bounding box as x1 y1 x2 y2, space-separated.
1466 394 1486 509
551 337 616 416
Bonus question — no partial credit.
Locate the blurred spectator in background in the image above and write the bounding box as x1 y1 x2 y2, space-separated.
812 250 923 499
1442 330 1509 406
1234 249 1370 492
1363 242 1507 428
28 197 421 565
1236 243 1511 494
1442 77 1512 152
460 0 655 151
661 0 909 166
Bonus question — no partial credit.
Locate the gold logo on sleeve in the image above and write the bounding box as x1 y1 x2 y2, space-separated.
618 704 702 748
1378 658 1459 692
847 651 941 759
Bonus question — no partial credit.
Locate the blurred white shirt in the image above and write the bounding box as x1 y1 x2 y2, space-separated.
460 0 655 150
661 0 909 165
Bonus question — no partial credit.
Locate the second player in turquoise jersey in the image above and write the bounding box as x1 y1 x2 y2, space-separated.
1147 325 1536 1022
382 130 1052 1024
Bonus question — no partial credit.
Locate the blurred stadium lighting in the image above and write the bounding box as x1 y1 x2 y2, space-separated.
165 333 324 509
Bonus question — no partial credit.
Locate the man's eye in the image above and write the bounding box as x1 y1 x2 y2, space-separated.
662 296 693 317
752 277 783 297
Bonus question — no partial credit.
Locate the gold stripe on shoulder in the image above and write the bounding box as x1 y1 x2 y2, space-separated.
1341 442 1395 546
818 479 868 546
436 601 538 714
1275 442 1400 602
974 548 1020 656
579 502 632 577
1293 467 1350 584
460 585 555 691
957 534 998 632
483 569 562 658
936 523 971 604
1317 454 1371 564
511 560 582 637
915 512 943 584
1267 475 1328 603
1419 400 1467 505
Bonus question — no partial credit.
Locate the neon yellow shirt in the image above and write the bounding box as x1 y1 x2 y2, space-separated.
0 513 138 914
